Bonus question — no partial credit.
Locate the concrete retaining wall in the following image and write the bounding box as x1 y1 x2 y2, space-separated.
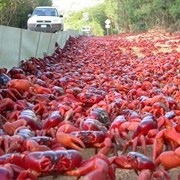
0 25 79 70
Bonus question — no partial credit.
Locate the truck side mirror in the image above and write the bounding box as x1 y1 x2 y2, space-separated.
28 14 32 18
60 15 63 18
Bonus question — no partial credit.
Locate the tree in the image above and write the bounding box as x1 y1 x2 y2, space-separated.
106 0 179 33
37 0 52 6
104 0 118 33
88 4 108 35
0 0 52 27
65 4 108 36
0 0 20 26
10 0 36 28
1 0 179 34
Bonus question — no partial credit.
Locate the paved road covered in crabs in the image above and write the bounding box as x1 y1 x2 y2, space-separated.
0 31 180 179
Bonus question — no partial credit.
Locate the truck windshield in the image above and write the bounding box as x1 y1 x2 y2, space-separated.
32 8 58 16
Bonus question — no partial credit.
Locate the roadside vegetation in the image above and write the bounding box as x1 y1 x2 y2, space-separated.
67 0 180 35
0 0 179 36
0 0 52 28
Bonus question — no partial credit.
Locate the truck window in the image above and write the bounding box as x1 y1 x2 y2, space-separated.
32 8 58 16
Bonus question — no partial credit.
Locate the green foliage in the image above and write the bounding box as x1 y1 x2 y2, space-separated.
133 3 153 31
37 0 52 6
0 0 52 27
168 0 180 20
10 1 35 28
90 20 104 36
65 4 109 36
88 4 108 35
0 0 179 34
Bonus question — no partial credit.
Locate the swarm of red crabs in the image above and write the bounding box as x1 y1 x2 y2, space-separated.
0 31 180 180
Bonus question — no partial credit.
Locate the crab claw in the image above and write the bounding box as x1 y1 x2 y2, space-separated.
56 131 85 150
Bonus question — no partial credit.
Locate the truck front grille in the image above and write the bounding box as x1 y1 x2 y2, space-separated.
36 20 51 23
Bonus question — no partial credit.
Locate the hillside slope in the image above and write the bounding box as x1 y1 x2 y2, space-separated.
52 0 104 15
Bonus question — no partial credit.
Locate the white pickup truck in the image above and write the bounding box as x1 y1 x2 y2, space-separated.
27 6 64 33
